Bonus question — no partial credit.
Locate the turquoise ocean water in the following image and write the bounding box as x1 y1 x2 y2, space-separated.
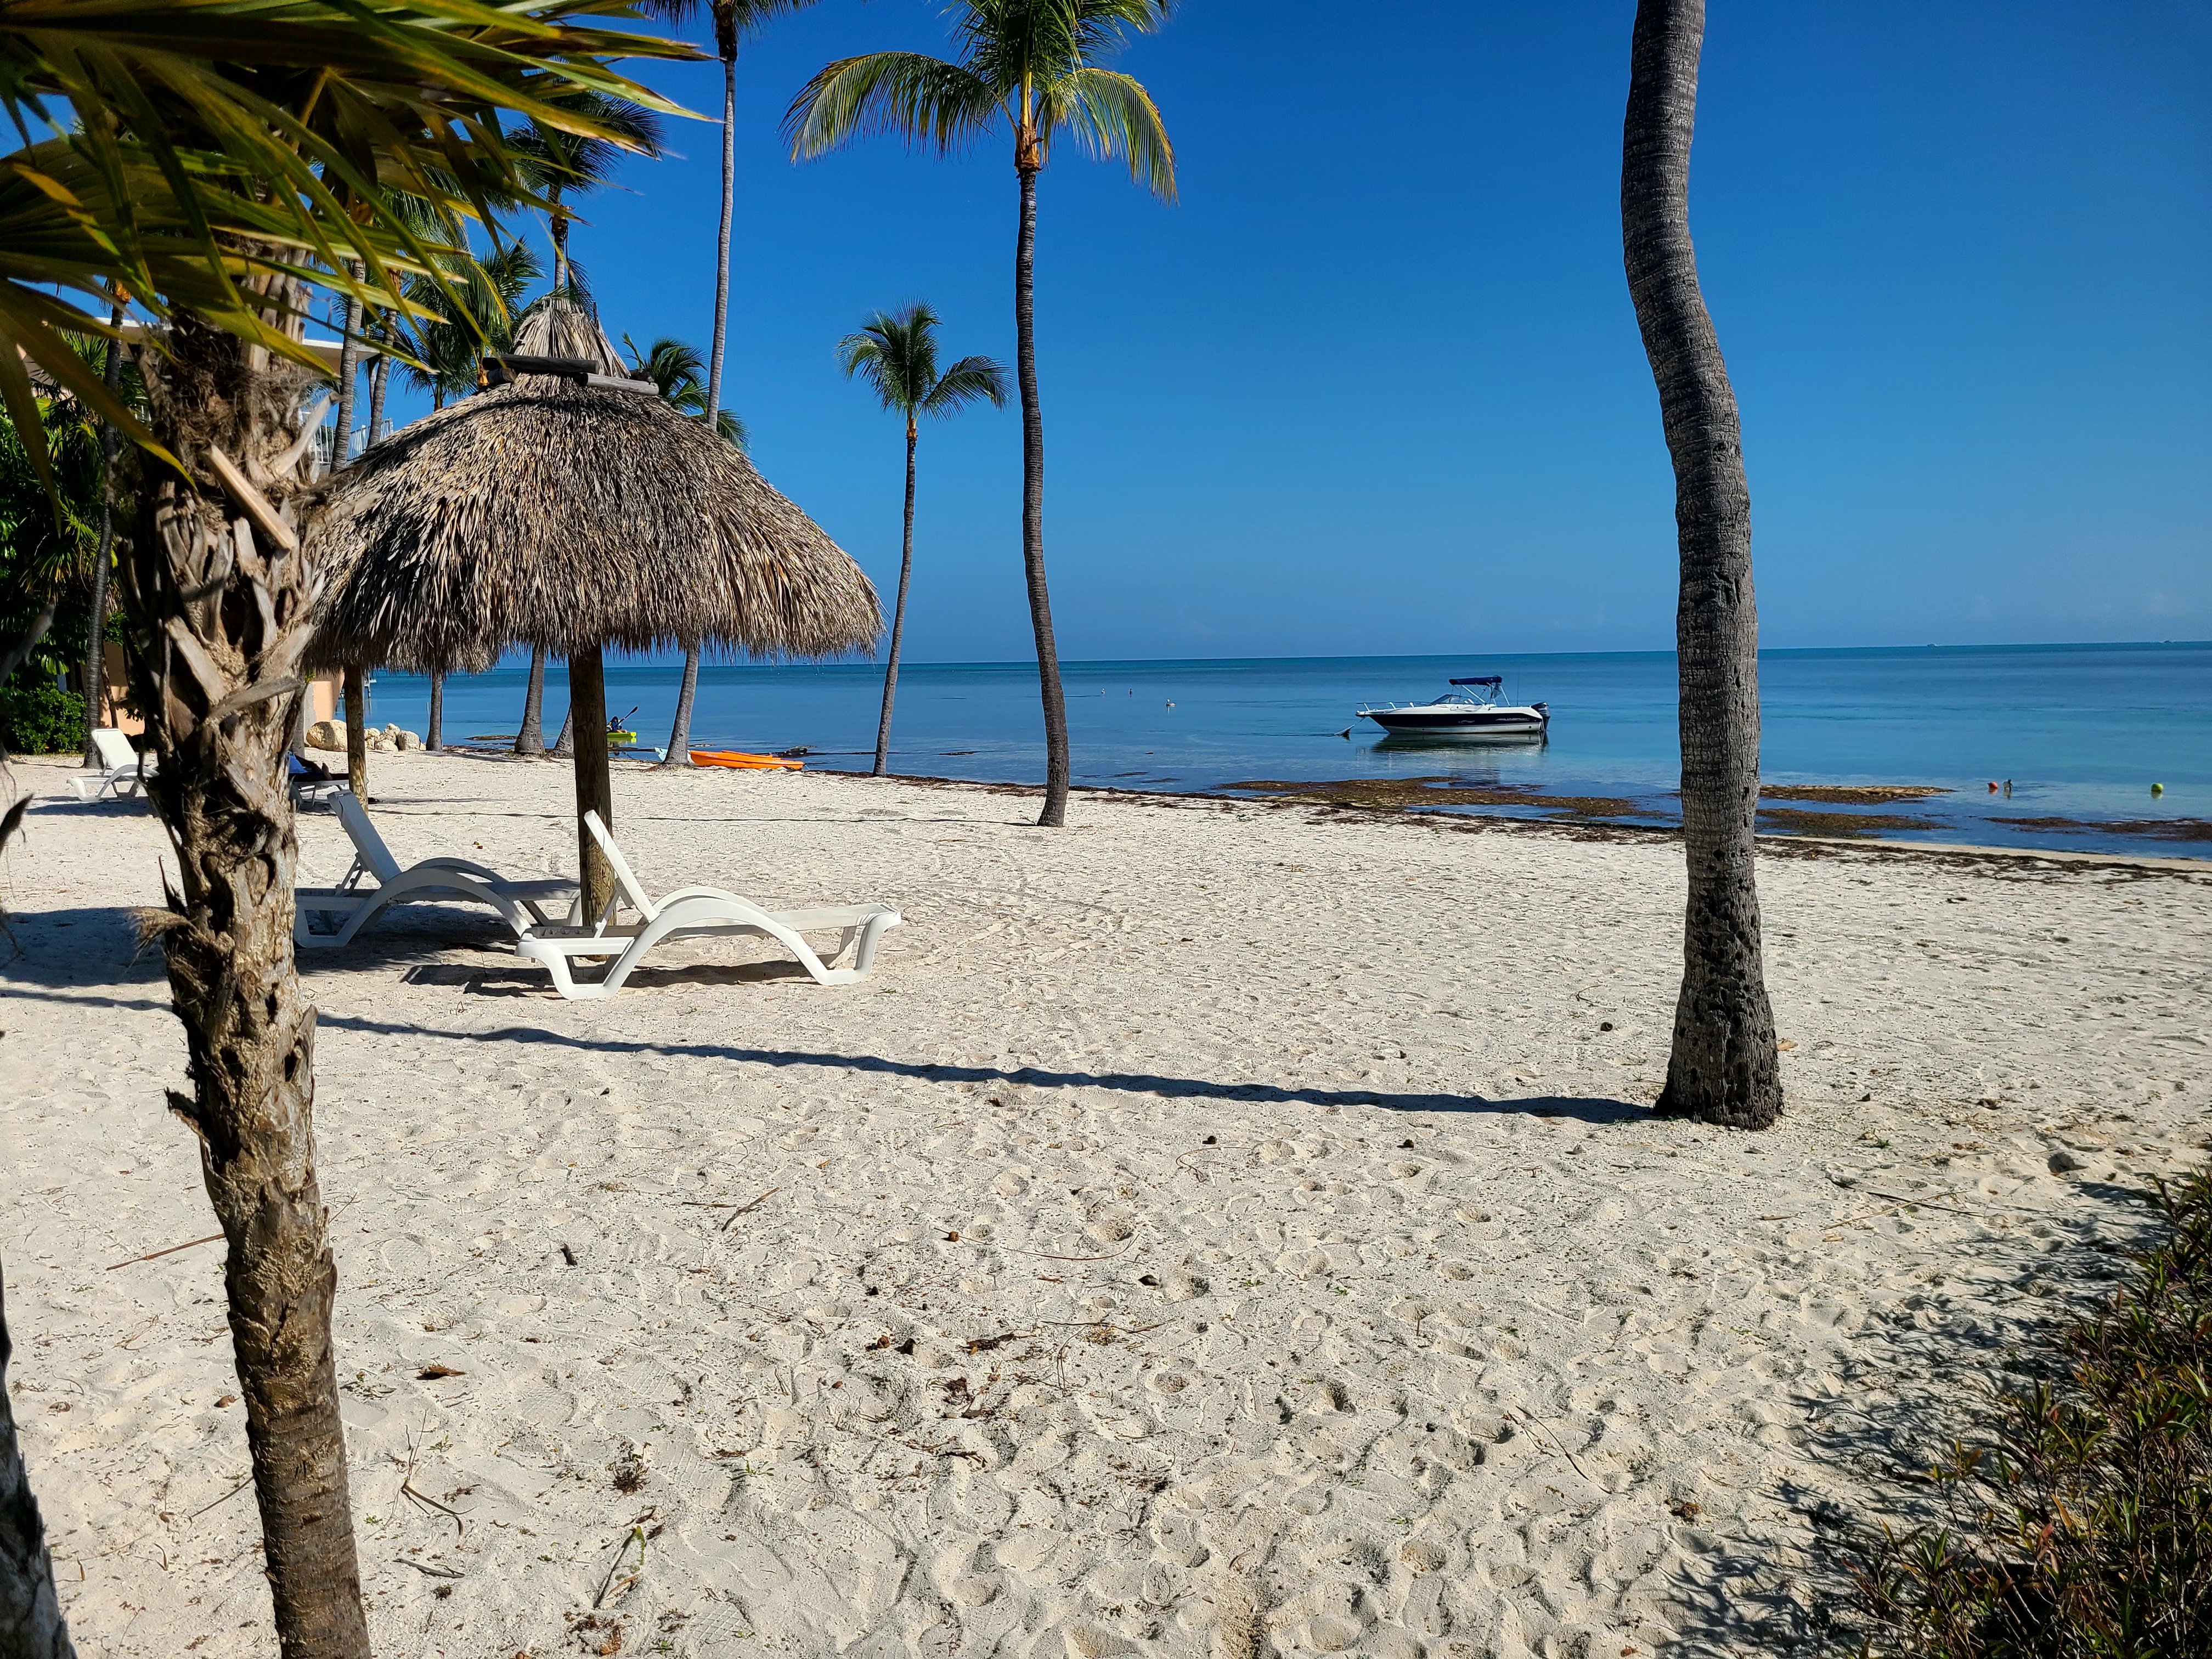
364 642 2212 860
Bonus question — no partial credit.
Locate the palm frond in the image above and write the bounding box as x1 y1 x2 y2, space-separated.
0 0 700 495
785 52 1002 160
506 86 667 199
1043 66 1175 199
837 302 943 416
640 0 821 56
920 352 1009 416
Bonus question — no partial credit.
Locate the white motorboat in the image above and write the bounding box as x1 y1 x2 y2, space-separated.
1355 676 1549 736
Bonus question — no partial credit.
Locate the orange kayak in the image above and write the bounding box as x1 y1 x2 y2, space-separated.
689 749 803 771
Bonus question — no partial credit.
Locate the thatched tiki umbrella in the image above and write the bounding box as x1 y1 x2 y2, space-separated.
307 301 879 917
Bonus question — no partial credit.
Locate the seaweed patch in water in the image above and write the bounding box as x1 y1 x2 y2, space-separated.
1759 783 1950 805
1989 815 2212 844
1756 806 1932 839
1223 777 1644 821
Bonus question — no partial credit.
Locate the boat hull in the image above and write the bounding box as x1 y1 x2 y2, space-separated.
1358 706 1549 735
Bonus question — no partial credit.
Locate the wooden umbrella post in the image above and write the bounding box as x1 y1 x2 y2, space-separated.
567 646 614 921
342 664 368 799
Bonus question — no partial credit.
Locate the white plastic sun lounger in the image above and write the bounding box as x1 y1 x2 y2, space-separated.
294 791 580 949
512 810 900 1000
69 729 156 800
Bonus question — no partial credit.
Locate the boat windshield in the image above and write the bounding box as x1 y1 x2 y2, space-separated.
1440 676 1504 705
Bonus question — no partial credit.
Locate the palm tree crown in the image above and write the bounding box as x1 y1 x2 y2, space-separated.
622 332 749 447
785 0 1175 193
396 240 544 407
507 86 666 287
838 303 1009 427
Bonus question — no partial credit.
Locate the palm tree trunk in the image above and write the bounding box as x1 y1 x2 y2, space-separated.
550 180 569 296
332 267 362 467
1014 152 1069 827
517 645 548 755
874 421 918 776
552 698 575 758
663 41 738 775
342 664 368 800
1622 0 1781 1131
662 646 701 766
422 386 445 755
78 300 127 768
116 297 370 1657
1 1266 76 1658
364 345 389 452
705 41 736 438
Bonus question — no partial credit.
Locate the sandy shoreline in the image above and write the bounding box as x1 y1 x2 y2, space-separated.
4 750 2208 1657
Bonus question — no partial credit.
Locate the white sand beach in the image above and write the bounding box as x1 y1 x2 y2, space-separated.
4 753 2208 1659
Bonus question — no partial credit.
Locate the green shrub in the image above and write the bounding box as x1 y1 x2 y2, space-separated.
0 679 85 754
1853 1166 2212 1656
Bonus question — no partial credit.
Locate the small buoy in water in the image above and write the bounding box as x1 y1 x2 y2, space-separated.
1987 780 2000 792
2152 782 2165 795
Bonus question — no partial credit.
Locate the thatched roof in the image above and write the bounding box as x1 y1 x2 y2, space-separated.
511 298 628 377
304 315 879 673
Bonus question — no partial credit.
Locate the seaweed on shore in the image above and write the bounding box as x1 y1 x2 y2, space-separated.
1223 777 1644 821
1989 815 2212 844
1760 783 1951 805
1756 806 1932 839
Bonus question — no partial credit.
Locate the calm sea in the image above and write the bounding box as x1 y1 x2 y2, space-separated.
364 642 2212 860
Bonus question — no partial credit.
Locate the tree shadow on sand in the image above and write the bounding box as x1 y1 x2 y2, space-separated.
331 999 1648 1121
2 902 1641 1121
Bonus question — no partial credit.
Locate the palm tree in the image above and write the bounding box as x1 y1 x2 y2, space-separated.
788 0 1176 827
510 88 665 300
1621 0 1782 1130
623 333 748 445
507 89 663 757
618 330 748 760
77 297 128 769
0 11 686 1653
642 1 821 769
391 239 544 752
838 304 1007 775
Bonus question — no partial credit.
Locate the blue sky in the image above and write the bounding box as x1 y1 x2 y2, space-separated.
368 0 2212 663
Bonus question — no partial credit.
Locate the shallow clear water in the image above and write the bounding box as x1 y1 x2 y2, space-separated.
364 642 2212 859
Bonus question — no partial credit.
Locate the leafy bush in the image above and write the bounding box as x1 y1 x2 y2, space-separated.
0 679 85 754
1853 1166 2212 1656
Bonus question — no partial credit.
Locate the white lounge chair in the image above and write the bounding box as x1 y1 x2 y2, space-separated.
512 810 900 1000
289 753 345 806
295 791 580 949
69 729 155 800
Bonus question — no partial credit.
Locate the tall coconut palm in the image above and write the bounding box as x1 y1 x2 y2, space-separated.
77 297 127 768
393 240 544 751
838 303 1006 775
788 0 1176 827
0 11 689 1654
508 89 662 755
641 0 821 769
1621 0 1782 1130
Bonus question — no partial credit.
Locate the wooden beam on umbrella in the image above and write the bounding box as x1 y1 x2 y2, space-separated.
567 648 614 919
343 664 368 799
